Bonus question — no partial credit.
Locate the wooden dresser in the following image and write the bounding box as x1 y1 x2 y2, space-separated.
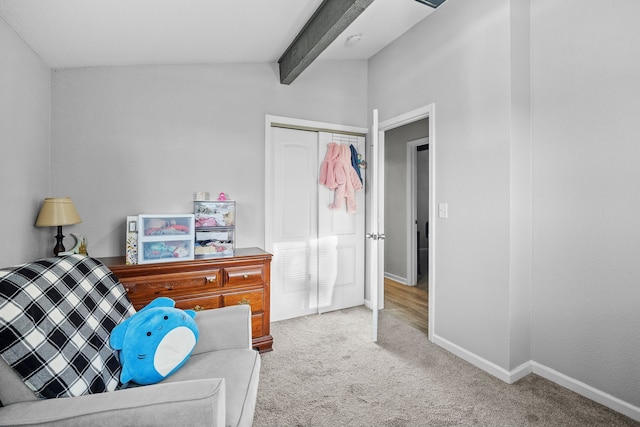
99 247 273 353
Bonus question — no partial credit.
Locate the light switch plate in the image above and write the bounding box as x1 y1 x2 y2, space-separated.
438 203 448 219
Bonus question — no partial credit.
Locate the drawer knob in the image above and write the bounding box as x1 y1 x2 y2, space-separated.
238 297 250 305
243 274 249 279
206 275 217 283
193 305 204 312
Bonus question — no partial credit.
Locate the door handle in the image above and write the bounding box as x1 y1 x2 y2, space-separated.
366 233 385 240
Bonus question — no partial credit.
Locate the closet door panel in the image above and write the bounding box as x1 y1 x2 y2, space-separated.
270 127 319 321
317 133 366 314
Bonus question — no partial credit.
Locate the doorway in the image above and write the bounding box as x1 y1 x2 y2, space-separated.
383 121 429 333
369 104 436 342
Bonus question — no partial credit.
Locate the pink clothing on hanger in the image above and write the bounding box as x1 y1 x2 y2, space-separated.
320 142 363 213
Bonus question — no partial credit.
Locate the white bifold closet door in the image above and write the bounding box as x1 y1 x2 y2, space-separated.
269 127 365 322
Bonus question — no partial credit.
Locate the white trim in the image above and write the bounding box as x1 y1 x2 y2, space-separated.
427 106 436 344
532 362 640 422
370 109 380 341
431 334 640 422
384 271 406 285
432 333 522 383
406 137 428 287
510 361 534 383
267 115 368 135
379 105 432 132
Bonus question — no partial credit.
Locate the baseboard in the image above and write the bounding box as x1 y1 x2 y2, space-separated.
431 333 527 383
432 334 640 422
384 272 406 284
531 362 640 422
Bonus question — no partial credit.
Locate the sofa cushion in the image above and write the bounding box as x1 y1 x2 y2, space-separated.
0 255 135 399
166 348 260 427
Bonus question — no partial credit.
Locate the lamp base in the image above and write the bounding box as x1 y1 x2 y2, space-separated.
53 225 66 256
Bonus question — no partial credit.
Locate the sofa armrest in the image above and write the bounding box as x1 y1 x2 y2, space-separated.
192 304 253 354
0 378 225 427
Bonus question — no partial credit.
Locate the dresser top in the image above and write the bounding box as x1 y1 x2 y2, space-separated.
99 247 271 270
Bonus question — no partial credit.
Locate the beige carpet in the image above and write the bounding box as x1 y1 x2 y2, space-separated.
254 306 638 427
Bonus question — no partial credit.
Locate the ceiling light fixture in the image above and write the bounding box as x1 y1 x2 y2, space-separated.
414 0 446 8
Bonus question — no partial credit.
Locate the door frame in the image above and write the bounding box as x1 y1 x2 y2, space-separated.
375 104 436 341
406 137 429 287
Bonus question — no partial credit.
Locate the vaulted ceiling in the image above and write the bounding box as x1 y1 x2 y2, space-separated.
0 0 436 83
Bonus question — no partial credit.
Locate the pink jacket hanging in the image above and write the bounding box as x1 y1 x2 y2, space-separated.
318 142 341 189
319 142 363 213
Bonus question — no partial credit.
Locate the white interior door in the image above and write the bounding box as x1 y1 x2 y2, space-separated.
368 109 384 342
317 132 365 314
268 126 366 322
270 127 319 321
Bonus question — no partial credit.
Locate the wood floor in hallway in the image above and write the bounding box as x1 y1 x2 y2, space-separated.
383 277 428 334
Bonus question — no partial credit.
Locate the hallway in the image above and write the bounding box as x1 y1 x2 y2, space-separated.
383 277 428 334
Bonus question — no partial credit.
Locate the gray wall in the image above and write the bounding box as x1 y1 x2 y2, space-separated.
50 61 368 257
369 0 639 411
384 119 428 281
417 148 429 256
0 17 51 266
530 0 640 408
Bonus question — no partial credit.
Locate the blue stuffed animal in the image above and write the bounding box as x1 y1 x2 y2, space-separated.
110 297 199 385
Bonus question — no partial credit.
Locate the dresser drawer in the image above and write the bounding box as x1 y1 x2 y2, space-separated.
174 294 223 312
122 269 222 299
224 265 264 288
223 289 264 312
128 292 223 312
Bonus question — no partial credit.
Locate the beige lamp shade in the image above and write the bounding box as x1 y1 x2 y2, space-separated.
35 197 82 227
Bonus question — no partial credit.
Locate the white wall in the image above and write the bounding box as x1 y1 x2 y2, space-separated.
370 0 515 369
0 17 51 266
50 61 368 257
531 0 640 409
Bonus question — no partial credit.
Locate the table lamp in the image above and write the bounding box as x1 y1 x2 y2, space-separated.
35 197 82 256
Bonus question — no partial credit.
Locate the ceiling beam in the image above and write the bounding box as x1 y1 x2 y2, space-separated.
278 0 374 85
414 0 447 7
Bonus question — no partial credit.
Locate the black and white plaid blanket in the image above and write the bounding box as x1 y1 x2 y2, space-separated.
0 255 135 399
